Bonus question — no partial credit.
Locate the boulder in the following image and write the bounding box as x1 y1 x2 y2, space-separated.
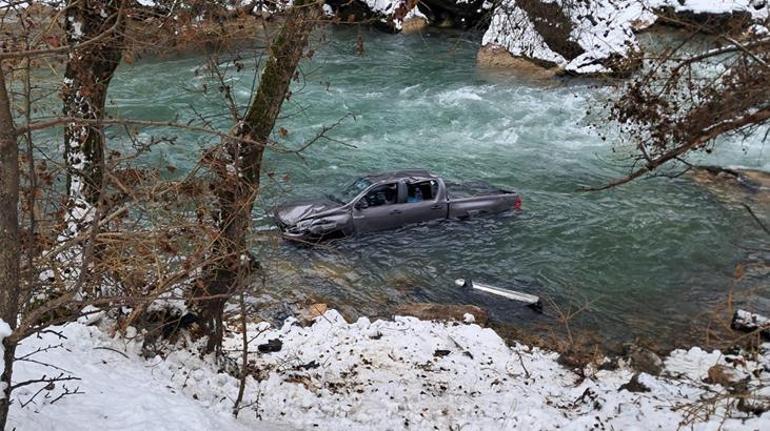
476 44 561 79
393 303 489 325
706 364 749 387
627 345 663 376
401 16 429 33
732 309 770 339
648 0 766 34
687 166 770 206
481 0 650 76
298 303 329 325
480 0 769 76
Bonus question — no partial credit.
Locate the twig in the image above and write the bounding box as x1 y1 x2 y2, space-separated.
233 292 249 416
92 346 130 359
743 204 770 236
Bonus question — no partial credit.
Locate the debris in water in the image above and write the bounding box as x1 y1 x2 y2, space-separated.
456 278 543 312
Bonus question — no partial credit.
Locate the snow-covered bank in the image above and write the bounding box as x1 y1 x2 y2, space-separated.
480 0 769 75
482 0 653 75
6 310 770 430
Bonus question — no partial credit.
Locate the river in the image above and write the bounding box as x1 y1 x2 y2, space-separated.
103 27 770 350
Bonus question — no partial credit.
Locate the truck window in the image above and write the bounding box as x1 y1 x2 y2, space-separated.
362 183 398 207
406 181 437 203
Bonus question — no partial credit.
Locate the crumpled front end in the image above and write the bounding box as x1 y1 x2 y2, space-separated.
272 199 350 241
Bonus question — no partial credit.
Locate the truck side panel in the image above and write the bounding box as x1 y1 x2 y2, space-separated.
448 194 518 219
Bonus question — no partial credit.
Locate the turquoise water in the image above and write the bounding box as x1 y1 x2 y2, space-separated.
102 27 769 348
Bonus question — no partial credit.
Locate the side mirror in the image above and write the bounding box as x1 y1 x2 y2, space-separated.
355 199 368 210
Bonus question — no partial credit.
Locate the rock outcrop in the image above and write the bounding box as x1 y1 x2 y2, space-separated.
477 0 768 76
480 0 653 76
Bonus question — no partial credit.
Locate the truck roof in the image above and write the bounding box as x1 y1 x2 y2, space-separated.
363 169 437 184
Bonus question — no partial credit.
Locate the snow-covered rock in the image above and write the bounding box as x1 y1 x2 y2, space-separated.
649 0 769 23
7 311 770 429
481 0 770 76
325 0 418 32
481 0 653 76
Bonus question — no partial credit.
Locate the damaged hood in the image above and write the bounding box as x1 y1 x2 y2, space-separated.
273 199 342 226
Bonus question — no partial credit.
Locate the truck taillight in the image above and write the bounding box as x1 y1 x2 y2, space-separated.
514 195 522 210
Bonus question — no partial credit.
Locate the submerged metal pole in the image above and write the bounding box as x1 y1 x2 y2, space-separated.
456 278 543 312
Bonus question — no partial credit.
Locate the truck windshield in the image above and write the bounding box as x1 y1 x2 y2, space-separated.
330 177 372 204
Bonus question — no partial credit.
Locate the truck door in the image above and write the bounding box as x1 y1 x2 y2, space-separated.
400 180 447 226
352 182 405 234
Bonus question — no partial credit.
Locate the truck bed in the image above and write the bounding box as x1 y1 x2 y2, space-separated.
444 181 518 219
445 181 514 199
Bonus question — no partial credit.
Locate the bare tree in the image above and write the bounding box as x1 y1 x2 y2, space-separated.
0 58 21 431
593 23 770 190
62 0 127 212
192 0 325 352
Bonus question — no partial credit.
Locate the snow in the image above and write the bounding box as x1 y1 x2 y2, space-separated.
482 0 769 75
649 0 770 20
359 0 417 30
483 0 652 75
6 310 770 430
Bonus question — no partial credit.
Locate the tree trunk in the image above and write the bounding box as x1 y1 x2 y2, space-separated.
0 64 21 431
62 0 126 206
192 1 323 352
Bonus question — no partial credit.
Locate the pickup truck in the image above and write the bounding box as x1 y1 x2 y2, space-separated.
273 170 521 241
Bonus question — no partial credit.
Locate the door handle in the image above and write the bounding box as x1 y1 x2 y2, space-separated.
390 209 402 215
431 204 443 209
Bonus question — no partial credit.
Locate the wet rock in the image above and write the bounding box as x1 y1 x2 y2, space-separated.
401 16 429 33
309 261 360 286
619 373 651 393
476 44 561 79
393 303 489 326
737 397 770 416
706 364 749 388
652 2 755 34
628 346 663 376
298 303 329 325
732 309 770 339
688 166 770 208
482 0 647 76
557 348 598 371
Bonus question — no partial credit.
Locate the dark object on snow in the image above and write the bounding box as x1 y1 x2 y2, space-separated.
732 309 770 339
456 278 542 312
273 170 521 242
434 349 451 357
619 373 650 393
294 360 320 370
257 338 283 353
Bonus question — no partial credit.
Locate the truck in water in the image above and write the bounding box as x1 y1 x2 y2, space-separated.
273 170 522 241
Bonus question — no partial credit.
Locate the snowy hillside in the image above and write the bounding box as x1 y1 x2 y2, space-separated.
7 311 770 430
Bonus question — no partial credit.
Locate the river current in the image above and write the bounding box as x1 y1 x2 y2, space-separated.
103 27 770 349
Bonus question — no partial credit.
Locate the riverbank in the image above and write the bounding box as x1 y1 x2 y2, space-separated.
6 309 770 430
